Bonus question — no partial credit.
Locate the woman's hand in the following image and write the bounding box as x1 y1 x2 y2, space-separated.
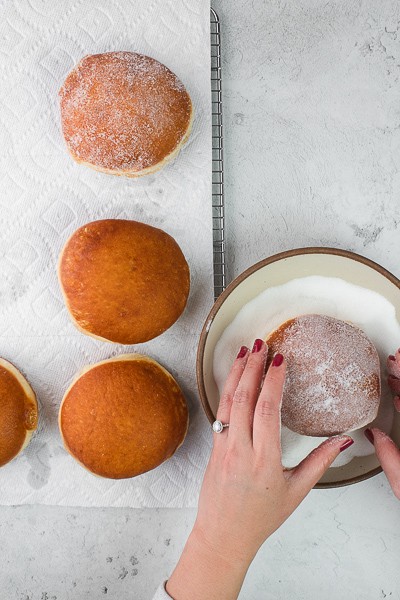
166 340 353 600
364 350 400 499
193 339 352 562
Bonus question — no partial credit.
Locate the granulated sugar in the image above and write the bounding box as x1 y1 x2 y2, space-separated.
213 276 400 467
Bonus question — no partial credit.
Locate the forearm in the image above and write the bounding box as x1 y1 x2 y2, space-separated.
166 525 251 600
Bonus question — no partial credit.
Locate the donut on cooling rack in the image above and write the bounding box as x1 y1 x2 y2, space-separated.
266 314 381 436
59 354 188 479
59 51 193 177
0 358 38 467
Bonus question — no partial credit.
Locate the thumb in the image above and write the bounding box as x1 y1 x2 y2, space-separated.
287 435 354 498
366 428 400 499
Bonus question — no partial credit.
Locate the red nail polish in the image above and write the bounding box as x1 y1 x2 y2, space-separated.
389 355 396 361
339 439 354 452
237 346 248 359
252 339 263 353
364 428 374 444
272 353 284 367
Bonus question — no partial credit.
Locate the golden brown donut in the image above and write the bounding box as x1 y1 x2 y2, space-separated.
59 51 193 176
59 354 189 479
266 314 381 436
0 358 38 467
58 219 190 344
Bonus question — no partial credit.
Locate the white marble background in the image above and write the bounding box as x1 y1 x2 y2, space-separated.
2 0 400 598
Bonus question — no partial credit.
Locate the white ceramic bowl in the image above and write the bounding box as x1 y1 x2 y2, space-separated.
197 247 400 488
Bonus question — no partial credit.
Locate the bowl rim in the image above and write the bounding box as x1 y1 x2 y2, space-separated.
196 246 400 489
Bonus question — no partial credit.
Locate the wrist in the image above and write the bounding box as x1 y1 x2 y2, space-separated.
166 524 252 600
191 519 257 568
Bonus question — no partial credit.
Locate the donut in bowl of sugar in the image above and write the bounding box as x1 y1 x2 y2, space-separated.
266 314 381 437
59 51 193 177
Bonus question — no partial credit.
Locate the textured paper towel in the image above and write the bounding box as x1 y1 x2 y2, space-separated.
0 0 213 507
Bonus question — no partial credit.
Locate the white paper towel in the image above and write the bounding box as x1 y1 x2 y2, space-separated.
0 0 213 507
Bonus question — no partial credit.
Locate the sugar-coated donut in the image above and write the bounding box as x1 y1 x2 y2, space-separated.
59 354 189 479
59 51 193 177
0 358 38 467
266 314 381 436
58 219 190 344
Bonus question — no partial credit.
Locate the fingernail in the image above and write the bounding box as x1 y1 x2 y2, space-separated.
339 438 354 452
394 396 400 412
252 339 263 353
364 428 374 444
237 346 248 359
272 353 284 367
389 355 396 361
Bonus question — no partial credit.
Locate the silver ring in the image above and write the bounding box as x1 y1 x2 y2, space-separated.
212 420 229 433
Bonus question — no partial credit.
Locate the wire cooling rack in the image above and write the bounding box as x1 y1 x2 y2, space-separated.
210 8 226 301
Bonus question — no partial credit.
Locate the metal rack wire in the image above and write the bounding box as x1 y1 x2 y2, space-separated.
210 8 226 301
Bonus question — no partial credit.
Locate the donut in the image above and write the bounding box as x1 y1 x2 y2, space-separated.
59 354 189 479
0 358 38 467
58 219 190 344
59 51 193 176
265 314 381 436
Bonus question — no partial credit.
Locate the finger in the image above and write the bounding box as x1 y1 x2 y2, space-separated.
214 345 250 445
394 396 400 412
387 353 400 379
388 375 400 395
228 339 268 447
288 435 354 498
252 353 285 465
365 428 400 500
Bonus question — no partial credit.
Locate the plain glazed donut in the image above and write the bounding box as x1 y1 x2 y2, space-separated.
266 314 381 436
0 358 38 467
59 51 193 177
58 219 190 345
59 354 189 479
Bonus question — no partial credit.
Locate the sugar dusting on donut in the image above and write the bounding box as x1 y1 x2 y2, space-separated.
59 52 193 175
266 314 381 436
